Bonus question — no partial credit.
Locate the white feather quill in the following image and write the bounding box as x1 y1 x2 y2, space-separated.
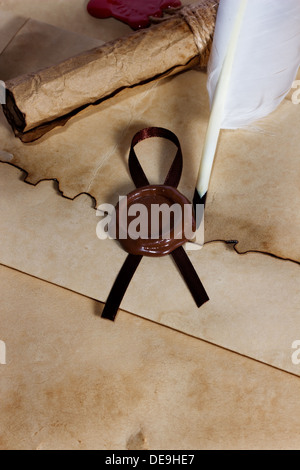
196 0 300 200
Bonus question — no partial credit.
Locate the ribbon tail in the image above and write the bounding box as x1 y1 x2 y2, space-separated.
101 254 143 321
171 246 209 308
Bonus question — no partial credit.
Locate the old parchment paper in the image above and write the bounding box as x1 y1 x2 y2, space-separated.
0 8 299 375
1 162 300 376
1 263 300 450
1 10 299 261
0 0 131 42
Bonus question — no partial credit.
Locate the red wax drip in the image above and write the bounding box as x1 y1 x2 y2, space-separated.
87 0 182 30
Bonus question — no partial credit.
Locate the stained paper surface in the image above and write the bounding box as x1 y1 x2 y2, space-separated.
1 163 300 375
1 264 300 450
0 10 299 261
0 4 299 377
0 0 132 42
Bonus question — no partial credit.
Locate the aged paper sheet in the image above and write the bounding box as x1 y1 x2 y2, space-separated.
0 5 299 376
0 163 299 376
0 11 299 261
1 264 300 450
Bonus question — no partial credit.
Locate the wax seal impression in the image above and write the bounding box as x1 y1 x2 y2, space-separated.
115 185 196 257
87 0 182 30
101 127 209 321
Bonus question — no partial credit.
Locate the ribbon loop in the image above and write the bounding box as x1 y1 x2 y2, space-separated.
129 127 183 189
102 127 209 322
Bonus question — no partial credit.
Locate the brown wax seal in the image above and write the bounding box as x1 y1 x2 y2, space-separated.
115 185 196 257
101 127 209 322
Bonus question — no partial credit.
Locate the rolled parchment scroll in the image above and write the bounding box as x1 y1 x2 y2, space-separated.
2 1 218 142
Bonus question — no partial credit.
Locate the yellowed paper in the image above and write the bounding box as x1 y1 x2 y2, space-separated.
0 7 299 378
0 10 27 54
3 15 204 137
0 0 204 43
1 9 299 260
2 0 219 141
0 11 103 81
1 66 300 261
1 263 300 450
0 0 132 42
1 0 300 451
0 163 299 376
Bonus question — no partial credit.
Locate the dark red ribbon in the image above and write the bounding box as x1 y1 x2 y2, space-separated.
102 127 209 321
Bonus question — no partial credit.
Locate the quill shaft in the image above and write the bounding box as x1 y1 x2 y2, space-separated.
196 0 248 198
